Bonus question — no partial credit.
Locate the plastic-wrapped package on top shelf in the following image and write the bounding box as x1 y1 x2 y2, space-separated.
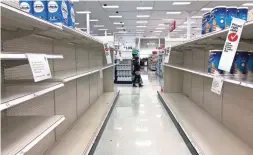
19 0 33 14
48 0 68 25
67 0 75 28
33 0 48 20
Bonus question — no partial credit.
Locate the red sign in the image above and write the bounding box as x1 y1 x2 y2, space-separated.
169 20 176 32
228 32 238 42
152 51 158 55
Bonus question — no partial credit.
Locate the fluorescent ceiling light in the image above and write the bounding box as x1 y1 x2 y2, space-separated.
90 19 99 22
158 24 165 26
136 32 144 33
154 31 162 33
136 26 146 28
75 23 79 25
191 16 202 19
136 29 145 31
76 11 91 14
178 25 187 28
156 27 165 30
116 27 125 29
172 2 191 5
184 21 194 24
118 31 127 33
114 22 124 25
109 15 122 18
162 19 173 21
173 30 182 32
137 7 153 10
201 8 213 11
136 21 148 24
94 25 104 27
166 12 181 14
102 5 119 8
242 3 253 6
137 15 150 18
98 29 108 31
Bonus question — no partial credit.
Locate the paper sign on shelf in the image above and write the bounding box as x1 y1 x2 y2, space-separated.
26 54 52 82
104 43 112 64
218 18 246 72
100 69 103 79
211 77 224 95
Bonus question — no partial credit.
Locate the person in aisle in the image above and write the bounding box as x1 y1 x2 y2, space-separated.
132 47 139 58
133 57 143 87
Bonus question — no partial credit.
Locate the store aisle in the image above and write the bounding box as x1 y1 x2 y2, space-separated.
93 69 192 155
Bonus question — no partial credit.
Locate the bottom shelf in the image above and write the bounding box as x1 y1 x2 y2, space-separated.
158 92 253 155
46 91 119 155
114 81 133 84
2 115 65 155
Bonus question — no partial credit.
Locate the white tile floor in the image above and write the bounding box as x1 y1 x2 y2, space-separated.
93 68 192 155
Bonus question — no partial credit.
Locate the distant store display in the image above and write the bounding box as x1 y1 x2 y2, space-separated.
202 6 249 35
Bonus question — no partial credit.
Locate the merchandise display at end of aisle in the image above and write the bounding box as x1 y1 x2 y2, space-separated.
202 12 211 35
226 7 237 29
33 0 48 20
48 0 68 26
237 7 248 21
210 6 227 32
19 0 34 14
67 0 75 28
208 50 223 75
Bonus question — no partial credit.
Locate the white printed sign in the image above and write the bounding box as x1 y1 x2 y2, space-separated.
26 54 52 82
218 18 246 72
211 77 224 95
104 44 112 64
100 69 103 79
164 46 171 63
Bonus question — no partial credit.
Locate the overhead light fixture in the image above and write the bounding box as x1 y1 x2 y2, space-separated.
102 5 119 8
94 25 104 27
166 12 181 14
136 21 148 24
113 22 124 25
184 21 194 24
154 31 162 33
172 2 191 5
137 15 150 18
242 3 253 6
75 23 79 25
109 15 122 18
156 27 165 30
98 29 108 31
191 16 202 19
201 8 213 11
158 24 165 26
173 30 182 32
136 29 145 31
118 31 127 33
116 27 125 29
162 18 173 21
178 25 187 28
136 26 146 28
136 32 144 33
90 19 99 22
137 7 153 10
76 11 91 14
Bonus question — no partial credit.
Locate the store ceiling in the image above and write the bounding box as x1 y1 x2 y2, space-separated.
74 1 252 38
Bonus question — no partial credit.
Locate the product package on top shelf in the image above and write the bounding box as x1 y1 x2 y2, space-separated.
48 0 68 25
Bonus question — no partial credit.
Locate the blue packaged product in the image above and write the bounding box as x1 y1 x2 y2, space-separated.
67 0 75 28
48 0 68 25
208 50 223 75
202 12 211 35
226 7 237 29
210 6 227 32
19 0 33 14
237 7 248 21
33 0 48 20
232 51 248 78
247 52 253 77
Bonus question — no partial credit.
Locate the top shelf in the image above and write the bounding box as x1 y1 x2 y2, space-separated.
1 3 103 45
170 20 253 50
0 53 63 60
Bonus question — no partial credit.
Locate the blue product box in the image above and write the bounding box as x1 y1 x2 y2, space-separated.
226 7 237 29
237 7 248 21
48 0 68 25
210 6 227 32
208 50 223 75
67 0 75 28
201 12 211 35
33 0 48 20
232 51 248 77
19 0 33 14
247 52 253 76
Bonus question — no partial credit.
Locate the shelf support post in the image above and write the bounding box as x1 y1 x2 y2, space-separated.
86 13 90 34
186 11 191 40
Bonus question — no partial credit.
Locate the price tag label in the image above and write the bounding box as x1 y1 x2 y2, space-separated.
100 69 103 79
26 54 52 82
218 18 246 72
211 77 224 95
104 43 112 64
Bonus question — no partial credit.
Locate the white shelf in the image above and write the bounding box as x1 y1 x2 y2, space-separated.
170 20 253 50
1 81 64 111
47 92 119 155
158 92 253 155
1 3 103 45
0 53 63 60
164 64 253 89
2 115 65 155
